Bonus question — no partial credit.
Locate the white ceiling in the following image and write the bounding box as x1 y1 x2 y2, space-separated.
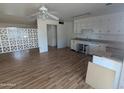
0 3 124 24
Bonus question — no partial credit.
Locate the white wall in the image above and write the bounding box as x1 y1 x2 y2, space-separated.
37 19 58 53
47 25 57 47
37 18 74 52
37 19 72 53
57 24 67 48
57 21 73 48
64 21 73 47
37 19 47 53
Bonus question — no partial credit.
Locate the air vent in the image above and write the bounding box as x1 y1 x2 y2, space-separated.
59 21 64 24
59 19 64 24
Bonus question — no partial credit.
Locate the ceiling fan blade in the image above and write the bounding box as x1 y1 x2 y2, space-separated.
27 12 40 18
47 12 59 21
49 11 58 14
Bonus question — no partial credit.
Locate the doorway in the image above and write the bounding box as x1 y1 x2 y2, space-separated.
47 24 57 50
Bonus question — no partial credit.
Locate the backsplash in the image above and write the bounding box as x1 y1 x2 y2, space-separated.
0 27 38 54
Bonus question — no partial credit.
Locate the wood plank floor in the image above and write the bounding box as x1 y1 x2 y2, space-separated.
0 47 92 89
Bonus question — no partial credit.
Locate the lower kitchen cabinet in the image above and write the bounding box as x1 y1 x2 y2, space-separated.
70 40 78 51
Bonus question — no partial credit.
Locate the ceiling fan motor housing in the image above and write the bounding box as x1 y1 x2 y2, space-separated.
39 6 48 11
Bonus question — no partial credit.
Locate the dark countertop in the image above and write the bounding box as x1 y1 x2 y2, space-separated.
72 38 124 62
72 38 123 45
72 38 124 49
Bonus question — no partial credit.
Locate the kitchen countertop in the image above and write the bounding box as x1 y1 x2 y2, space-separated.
72 38 124 62
72 38 124 45
72 38 124 49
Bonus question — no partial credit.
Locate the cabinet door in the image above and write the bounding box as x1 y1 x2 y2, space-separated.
77 22 81 33
71 40 78 51
71 40 74 49
89 17 99 33
74 21 77 33
119 15 124 34
73 40 78 51
100 16 108 34
108 15 120 35
74 20 82 33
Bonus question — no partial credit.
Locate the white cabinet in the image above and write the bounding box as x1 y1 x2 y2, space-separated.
70 40 74 50
74 21 77 33
77 23 81 33
74 20 82 33
119 15 124 34
74 12 124 41
70 40 78 51
99 15 108 34
107 15 120 35
92 17 101 34
74 19 92 34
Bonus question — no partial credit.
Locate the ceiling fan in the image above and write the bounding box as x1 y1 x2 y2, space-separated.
29 6 59 21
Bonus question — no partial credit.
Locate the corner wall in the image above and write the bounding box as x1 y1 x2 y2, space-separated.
37 19 58 53
64 21 73 47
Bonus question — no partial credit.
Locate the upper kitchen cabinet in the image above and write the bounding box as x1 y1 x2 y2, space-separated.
107 14 121 35
74 20 77 33
118 13 124 34
74 17 103 34
89 17 101 34
74 20 81 33
74 12 124 35
99 15 109 34
74 18 93 34
81 18 93 30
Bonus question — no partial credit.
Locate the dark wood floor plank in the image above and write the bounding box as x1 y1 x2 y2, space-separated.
0 47 92 89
